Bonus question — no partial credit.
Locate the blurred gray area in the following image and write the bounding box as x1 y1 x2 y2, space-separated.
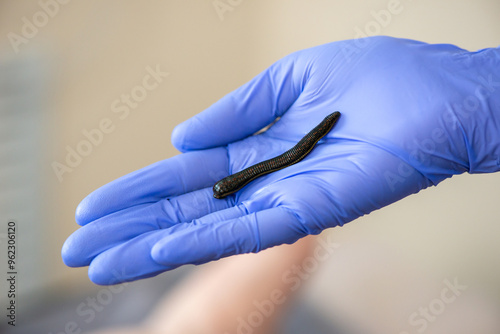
0 53 47 319
0 269 188 334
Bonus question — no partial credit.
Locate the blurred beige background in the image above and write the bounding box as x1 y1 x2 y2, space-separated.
0 0 499 333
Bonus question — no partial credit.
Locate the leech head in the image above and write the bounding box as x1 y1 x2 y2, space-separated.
213 182 225 199
326 111 341 123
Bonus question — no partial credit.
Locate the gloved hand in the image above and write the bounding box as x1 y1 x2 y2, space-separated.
62 36 500 285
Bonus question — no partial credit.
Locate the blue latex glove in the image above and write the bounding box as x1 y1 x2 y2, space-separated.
62 36 500 285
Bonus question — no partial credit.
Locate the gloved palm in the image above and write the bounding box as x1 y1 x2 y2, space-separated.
62 36 500 285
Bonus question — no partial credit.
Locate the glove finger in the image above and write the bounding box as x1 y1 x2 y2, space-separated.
76 147 229 225
87 230 176 285
85 202 267 284
172 54 304 152
151 206 306 267
63 187 233 267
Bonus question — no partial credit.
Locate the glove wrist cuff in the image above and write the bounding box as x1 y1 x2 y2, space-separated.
459 47 500 173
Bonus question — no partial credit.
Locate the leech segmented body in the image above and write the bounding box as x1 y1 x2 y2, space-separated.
213 111 341 199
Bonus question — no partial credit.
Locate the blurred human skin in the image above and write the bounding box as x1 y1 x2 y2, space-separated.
87 235 317 334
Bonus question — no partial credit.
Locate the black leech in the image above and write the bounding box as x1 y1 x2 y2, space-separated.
213 111 341 199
